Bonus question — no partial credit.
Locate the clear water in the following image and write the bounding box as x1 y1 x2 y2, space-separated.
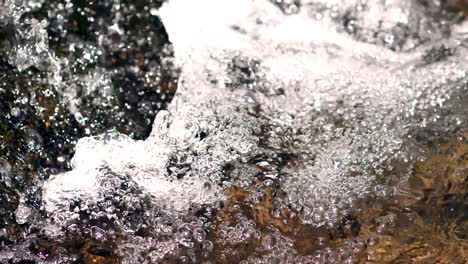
0 0 467 263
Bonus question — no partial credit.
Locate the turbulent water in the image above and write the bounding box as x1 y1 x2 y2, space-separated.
0 0 467 263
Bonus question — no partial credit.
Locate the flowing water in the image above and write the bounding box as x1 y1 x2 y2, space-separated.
0 0 467 263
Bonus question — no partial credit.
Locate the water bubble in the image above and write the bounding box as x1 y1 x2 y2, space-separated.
193 227 206 243
261 234 277 251
15 204 32 225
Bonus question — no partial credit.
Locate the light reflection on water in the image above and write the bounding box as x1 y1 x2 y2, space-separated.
0 0 467 263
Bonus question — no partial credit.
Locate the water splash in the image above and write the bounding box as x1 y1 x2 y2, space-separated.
1 0 467 263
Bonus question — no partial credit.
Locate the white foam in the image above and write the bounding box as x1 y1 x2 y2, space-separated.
41 0 467 257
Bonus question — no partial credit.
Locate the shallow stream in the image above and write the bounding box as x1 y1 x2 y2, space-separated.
0 0 467 263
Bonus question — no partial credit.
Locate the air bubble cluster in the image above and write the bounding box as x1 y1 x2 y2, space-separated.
1 0 467 263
